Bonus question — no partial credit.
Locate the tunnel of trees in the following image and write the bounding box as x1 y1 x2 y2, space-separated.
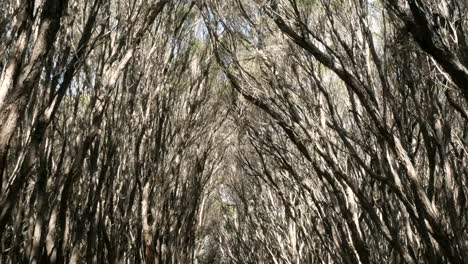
0 0 467 263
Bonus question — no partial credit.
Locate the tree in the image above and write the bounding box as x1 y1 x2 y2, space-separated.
1 0 467 263
204 0 467 262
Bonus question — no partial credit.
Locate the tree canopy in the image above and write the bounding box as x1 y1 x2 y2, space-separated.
0 0 467 263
